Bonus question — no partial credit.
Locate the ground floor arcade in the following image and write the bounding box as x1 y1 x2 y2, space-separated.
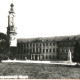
14 54 57 61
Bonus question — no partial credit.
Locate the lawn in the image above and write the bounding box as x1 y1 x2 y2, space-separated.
0 62 80 79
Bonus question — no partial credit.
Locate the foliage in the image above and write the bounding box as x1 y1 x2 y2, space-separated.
0 33 9 60
73 41 80 63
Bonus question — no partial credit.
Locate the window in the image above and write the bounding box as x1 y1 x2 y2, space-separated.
18 49 20 53
57 49 58 52
36 48 38 52
50 49 51 53
40 44 41 47
31 44 32 47
30 44 31 47
21 49 22 53
31 49 33 53
50 43 51 46
21 44 23 47
46 49 48 53
65 49 68 52
33 44 35 47
43 49 45 53
30 49 32 53
24 50 26 53
27 44 28 47
46 43 48 46
27 49 28 53
18 44 20 47
62 49 64 52
36 44 38 47
23 44 25 47
24 44 26 47
53 49 55 52
53 43 55 46
40 48 41 52
33 48 35 53
43 43 45 46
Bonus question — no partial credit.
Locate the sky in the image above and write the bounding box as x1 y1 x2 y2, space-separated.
0 0 80 38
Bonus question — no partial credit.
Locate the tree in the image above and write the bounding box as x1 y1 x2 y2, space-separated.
73 41 80 64
0 33 9 60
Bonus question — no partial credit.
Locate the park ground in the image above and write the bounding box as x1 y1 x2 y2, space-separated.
0 62 80 79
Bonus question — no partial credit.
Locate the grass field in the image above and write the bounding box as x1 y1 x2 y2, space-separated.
0 62 80 79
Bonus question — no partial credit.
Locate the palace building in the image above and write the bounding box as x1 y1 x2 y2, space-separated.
7 3 80 61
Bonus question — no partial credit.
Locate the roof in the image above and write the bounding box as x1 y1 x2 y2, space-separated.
17 35 80 43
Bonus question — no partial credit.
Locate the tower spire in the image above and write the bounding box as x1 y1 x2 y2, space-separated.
8 3 15 27
9 3 14 13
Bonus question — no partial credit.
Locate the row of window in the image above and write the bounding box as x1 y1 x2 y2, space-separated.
61 49 68 53
15 54 55 60
60 49 73 53
17 48 56 53
18 43 56 47
58 42 75 46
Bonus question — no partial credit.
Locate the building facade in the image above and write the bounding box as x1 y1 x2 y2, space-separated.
7 3 80 61
15 38 58 60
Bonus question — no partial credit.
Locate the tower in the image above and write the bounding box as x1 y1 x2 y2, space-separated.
7 3 17 47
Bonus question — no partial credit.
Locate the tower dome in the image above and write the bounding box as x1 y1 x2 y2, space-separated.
9 3 14 13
